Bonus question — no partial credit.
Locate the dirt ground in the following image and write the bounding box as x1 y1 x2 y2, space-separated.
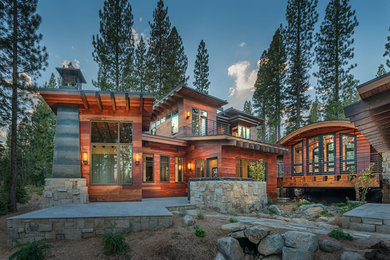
0 194 382 260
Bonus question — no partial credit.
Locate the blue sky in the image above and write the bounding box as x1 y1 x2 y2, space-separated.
36 0 390 110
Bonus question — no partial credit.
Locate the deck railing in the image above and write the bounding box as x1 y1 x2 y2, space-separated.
176 118 231 138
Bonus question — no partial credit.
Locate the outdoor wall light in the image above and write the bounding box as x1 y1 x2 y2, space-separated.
186 111 190 119
135 153 140 165
187 162 192 171
82 152 88 165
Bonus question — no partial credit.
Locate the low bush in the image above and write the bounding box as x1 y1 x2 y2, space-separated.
178 209 187 217
320 210 334 217
340 199 363 216
102 230 130 258
229 217 238 223
296 200 312 207
194 226 206 237
10 239 52 260
328 229 353 241
197 211 204 219
336 202 346 207
269 208 278 215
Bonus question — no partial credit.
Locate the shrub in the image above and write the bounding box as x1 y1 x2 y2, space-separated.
355 163 376 202
269 208 278 215
194 226 206 237
10 239 52 260
178 209 187 217
296 200 312 207
102 230 129 258
328 229 353 241
267 198 274 206
336 202 346 207
197 211 204 219
248 160 266 181
229 217 238 223
320 210 333 217
340 199 363 216
229 211 238 216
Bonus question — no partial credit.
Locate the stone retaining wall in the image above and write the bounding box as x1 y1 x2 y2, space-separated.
190 179 267 213
342 215 390 234
7 215 172 245
41 178 88 208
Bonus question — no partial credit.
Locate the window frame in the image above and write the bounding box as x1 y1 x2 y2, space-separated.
159 155 170 183
292 141 304 176
171 109 179 135
143 153 155 183
195 159 205 177
306 133 336 175
340 133 357 174
90 120 133 186
235 157 268 182
175 157 184 183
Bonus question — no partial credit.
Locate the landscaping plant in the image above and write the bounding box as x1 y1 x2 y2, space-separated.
354 163 376 202
197 211 204 219
229 217 238 223
328 228 353 241
178 208 187 216
193 226 206 237
248 160 266 181
102 230 130 258
9 239 52 260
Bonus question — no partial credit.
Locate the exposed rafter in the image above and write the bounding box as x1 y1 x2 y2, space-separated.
110 92 116 112
125 93 130 111
80 91 89 110
95 92 103 112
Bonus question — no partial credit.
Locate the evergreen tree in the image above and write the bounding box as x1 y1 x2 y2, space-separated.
165 26 188 93
135 36 148 92
376 64 387 77
92 0 135 91
0 0 48 212
384 27 390 69
265 26 287 141
193 40 210 94
147 0 171 99
284 0 318 133
243 100 253 115
43 73 57 88
308 96 320 124
315 0 358 120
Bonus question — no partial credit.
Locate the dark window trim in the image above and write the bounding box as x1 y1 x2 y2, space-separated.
340 133 357 174
306 133 336 175
175 156 185 183
235 157 268 182
90 120 133 186
206 157 218 177
292 141 304 176
160 155 170 183
143 153 155 183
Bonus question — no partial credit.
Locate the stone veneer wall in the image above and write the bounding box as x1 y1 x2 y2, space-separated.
190 179 267 213
41 178 88 208
382 151 390 203
7 215 172 245
342 215 390 234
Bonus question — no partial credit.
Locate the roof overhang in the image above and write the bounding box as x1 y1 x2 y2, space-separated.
217 107 264 125
142 133 188 147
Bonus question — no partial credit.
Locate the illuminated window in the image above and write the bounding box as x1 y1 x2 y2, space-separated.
160 155 170 182
171 109 179 135
292 141 303 175
341 134 356 173
195 159 205 177
175 157 184 182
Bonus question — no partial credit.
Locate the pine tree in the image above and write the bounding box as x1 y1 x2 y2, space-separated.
193 40 210 94
165 26 188 93
384 27 390 69
43 73 57 88
308 96 320 124
376 64 386 77
243 100 253 115
147 0 171 99
284 0 318 133
92 0 135 91
135 36 148 92
265 26 287 141
0 0 48 212
315 0 358 120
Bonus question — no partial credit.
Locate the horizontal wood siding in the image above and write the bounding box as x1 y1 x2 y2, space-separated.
185 144 222 179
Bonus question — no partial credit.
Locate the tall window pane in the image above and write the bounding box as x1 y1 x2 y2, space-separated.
307 137 319 174
200 111 207 136
195 159 205 177
175 157 184 182
120 122 133 143
120 146 132 184
292 142 303 175
143 154 154 182
171 110 179 135
91 145 117 184
323 135 335 173
91 122 118 143
341 135 356 173
192 108 199 135
160 155 170 182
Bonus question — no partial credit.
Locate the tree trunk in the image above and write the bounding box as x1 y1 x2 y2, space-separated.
9 0 18 213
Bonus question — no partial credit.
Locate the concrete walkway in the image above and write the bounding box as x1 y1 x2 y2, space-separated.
9 197 192 219
343 203 390 220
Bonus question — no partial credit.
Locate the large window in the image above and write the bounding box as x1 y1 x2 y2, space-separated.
91 121 133 185
235 158 268 181
306 134 335 175
200 111 208 136
192 108 207 136
195 159 205 177
341 134 356 173
160 155 170 182
323 135 335 173
171 109 179 135
192 108 199 135
292 141 303 175
307 136 320 174
143 154 154 182
175 157 184 182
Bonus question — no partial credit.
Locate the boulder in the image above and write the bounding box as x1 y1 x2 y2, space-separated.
262 255 282 260
221 223 245 233
340 251 365 260
300 203 327 211
183 215 195 226
215 251 226 260
319 240 342 252
244 225 270 244
290 218 317 228
257 233 284 256
281 247 314 260
355 236 384 249
229 230 246 239
217 237 244 260
282 231 318 252
268 205 282 215
305 206 323 216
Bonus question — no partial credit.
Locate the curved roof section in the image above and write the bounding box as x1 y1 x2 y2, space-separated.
278 121 357 146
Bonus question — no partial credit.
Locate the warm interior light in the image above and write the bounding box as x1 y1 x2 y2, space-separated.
82 152 88 165
135 153 140 165
178 164 182 171
187 162 192 171
186 111 190 119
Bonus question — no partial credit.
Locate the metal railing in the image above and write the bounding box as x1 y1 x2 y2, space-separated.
176 118 231 138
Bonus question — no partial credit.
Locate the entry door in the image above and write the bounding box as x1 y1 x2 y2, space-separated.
206 157 218 177
200 111 208 136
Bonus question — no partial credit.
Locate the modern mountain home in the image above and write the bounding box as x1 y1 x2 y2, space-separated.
40 67 288 204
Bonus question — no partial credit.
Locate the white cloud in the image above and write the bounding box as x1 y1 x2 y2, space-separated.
308 85 314 91
61 59 80 69
227 61 257 108
139 17 143 22
239 42 246 47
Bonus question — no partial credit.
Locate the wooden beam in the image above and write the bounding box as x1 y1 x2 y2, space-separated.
140 95 144 114
95 92 103 112
80 91 89 110
125 93 130 111
110 92 116 112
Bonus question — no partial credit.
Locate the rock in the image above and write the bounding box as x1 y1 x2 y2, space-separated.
340 251 365 260
305 206 323 216
258 233 284 256
262 255 282 260
290 218 317 228
215 251 226 260
244 254 255 260
282 247 314 260
244 225 270 244
229 230 245 239
355 236 384 249
217 237 244 260
183 215 195 226
282 231 318 252
300 203 327 211
221 223 245 233
319 240 342 252
319 216 328 222
268 205 281 215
